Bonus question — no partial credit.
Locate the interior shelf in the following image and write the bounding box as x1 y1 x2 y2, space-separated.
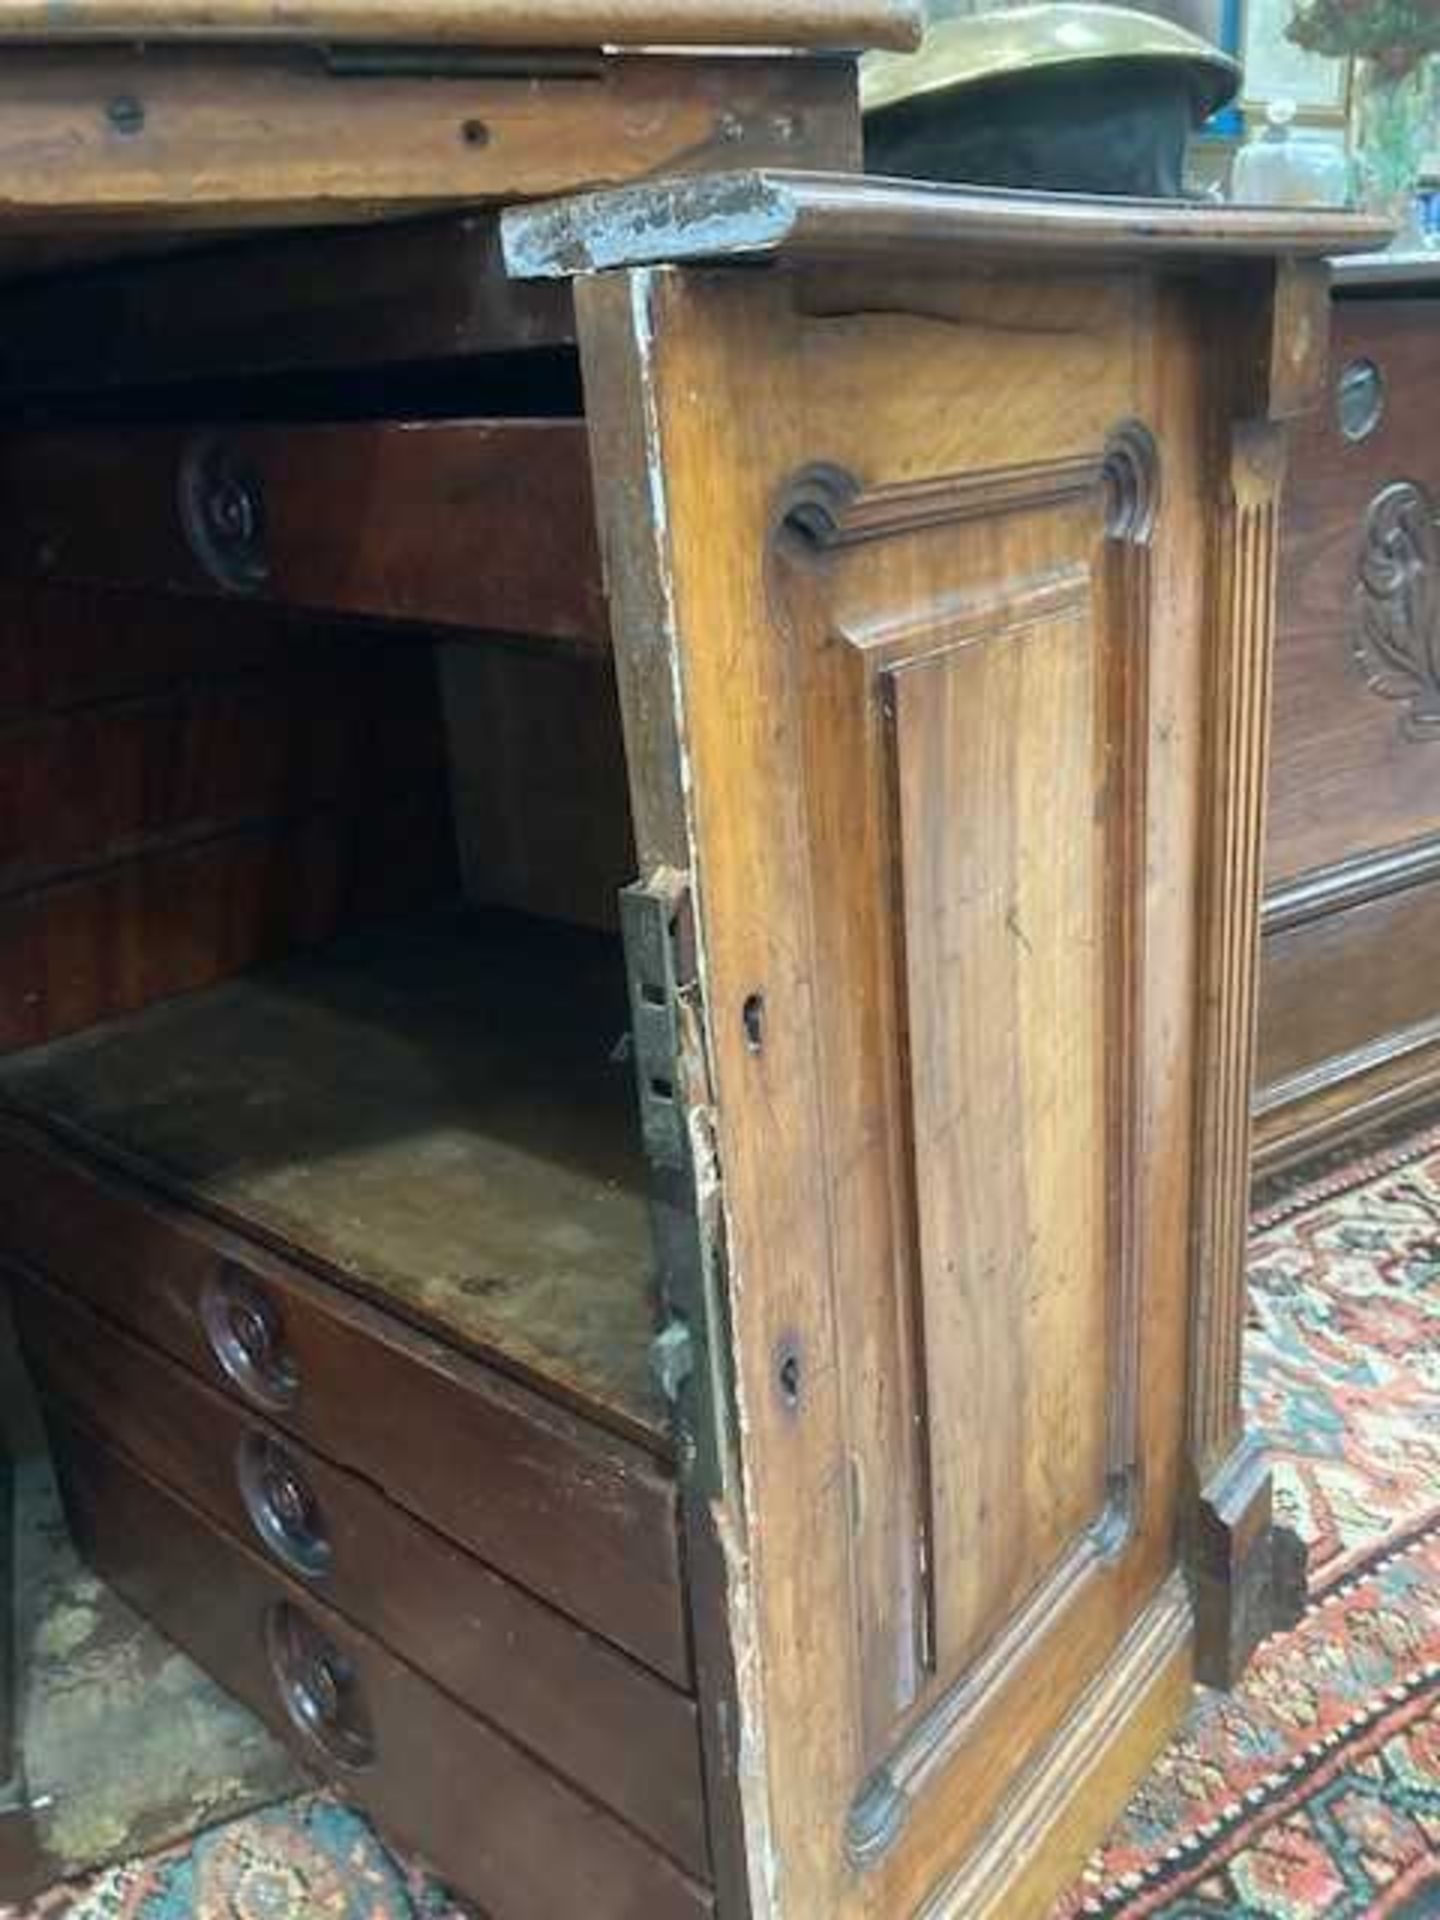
0 910 665 1448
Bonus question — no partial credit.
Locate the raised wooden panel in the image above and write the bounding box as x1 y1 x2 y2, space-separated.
893 601 1113 1679
1268 300 1440 885
767 467 1145 1763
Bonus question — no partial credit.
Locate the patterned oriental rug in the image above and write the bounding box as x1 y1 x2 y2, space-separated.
10 1127 1440 1919
1057 1128 1440 1920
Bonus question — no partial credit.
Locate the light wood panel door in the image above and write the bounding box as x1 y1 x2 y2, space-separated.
563 193 1347 1916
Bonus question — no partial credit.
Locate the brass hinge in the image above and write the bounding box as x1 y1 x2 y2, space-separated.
620 871 732 1497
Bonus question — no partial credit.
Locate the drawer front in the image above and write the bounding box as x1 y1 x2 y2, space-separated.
0 1120 688 1685
1257 875 1440 1103
13 1271 707 1878
52 1414 712 1920
1270 300 1440 887
0 421 607 648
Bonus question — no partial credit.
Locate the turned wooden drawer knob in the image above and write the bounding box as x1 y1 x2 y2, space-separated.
179 435 270 594
200 1266 300 1413
266 1603 376 1771
238 1431 331 1580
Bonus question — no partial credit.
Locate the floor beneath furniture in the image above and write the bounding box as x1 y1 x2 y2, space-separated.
12 1458 298 1890
10 1125 1440 1919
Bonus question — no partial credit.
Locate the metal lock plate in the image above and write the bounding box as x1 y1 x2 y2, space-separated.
619 881 689 1175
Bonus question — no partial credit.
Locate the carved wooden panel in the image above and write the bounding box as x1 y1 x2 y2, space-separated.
769 461 1148 1776
1354 479 1440 736
1269 300 1440 886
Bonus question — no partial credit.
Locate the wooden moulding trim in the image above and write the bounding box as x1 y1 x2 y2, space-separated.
1332 251 1440 290
782 453 1105 550
913 1574 1194 1920
501 169 1389 281
1254 1011 1440 1118
875 1524 1133 1826
0 0 922 47
1251 1036 1440 1177
1263 833 1440 935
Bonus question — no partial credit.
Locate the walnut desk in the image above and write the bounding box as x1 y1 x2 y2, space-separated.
0 47 1382 1920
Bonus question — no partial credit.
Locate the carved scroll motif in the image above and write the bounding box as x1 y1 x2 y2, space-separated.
1355 480 1440 737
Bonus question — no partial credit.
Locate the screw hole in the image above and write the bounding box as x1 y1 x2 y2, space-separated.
106 94 146 136
742 993 765 1054
461 118 491 148
777 1344 802 1409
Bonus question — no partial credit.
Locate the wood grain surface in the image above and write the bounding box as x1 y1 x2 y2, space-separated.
0 48 859 228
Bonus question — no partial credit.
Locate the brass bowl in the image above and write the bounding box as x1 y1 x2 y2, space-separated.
863 3 1240 197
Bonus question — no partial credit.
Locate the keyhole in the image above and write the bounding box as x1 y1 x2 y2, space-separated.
742 993 766 1054
777 1340 802 1410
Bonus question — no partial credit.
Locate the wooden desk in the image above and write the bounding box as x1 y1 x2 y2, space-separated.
0 24 1381 1914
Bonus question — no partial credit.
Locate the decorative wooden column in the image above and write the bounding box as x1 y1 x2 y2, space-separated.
1186 260 1334 1685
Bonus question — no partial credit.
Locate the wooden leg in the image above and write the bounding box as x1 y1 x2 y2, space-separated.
1187 1439 1306 1690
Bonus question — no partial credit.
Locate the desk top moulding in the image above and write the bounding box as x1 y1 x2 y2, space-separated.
0 0 922 44
504 166 1387 275
502 171 1385 1920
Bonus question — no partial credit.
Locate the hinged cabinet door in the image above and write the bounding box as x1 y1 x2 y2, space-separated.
580 259 1268 1920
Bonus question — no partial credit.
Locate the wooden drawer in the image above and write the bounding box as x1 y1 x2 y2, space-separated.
1269 300 1440 887
11 1269 707 1878
0 421 606 649
51 1413 712 1920
0 1119 688 1685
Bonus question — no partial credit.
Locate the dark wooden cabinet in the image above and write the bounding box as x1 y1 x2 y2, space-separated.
1257 270 1440 1174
